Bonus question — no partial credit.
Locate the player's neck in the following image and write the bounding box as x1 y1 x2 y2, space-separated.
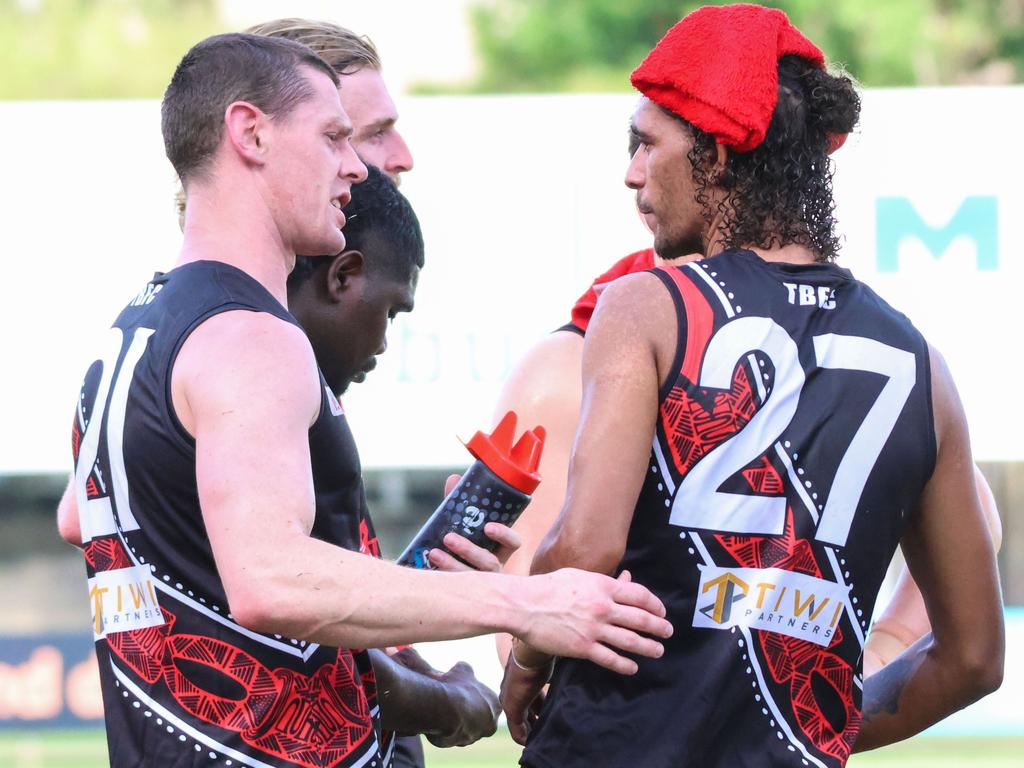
744 242 818 265
176 184 292 307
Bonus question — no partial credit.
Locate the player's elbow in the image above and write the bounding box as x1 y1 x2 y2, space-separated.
225 582 302 636
582 543 626 576
534 533 624 577
962 644 1004 699
950 625 1005 700
225 587 274 634
56 499 83 549
227 574 337 642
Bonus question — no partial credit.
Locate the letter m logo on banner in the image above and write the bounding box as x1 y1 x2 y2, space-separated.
875 196 998 272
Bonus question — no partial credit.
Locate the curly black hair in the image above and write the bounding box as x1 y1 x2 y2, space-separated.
287 165 424 290
686 55 861 263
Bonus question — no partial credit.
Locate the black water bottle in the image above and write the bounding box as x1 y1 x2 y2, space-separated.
397 411 546 568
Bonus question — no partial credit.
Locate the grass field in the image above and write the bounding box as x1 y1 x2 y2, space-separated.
1 729 1021 767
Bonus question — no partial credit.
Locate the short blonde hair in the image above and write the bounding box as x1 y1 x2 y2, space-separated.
246 18 381 75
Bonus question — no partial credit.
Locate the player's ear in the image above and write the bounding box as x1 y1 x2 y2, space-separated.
709 143 730 186
223 100 268 165
325 250 365 302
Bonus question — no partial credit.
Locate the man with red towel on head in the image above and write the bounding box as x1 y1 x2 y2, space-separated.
499 5 1004 768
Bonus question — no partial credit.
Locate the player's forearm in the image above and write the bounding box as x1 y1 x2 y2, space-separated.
226 534 526 648
863 621 918 677
531 520 623 577
854 631 1004 751
56 478 83 548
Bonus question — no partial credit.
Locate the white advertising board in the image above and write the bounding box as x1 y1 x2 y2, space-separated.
0 87 1021 473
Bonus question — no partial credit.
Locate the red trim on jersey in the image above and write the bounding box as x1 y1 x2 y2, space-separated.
657 266 715 384
94 536 376 767
569 249 656 334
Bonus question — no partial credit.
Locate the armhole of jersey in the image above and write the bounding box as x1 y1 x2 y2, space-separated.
308 372 333 440
554 322 585 337
649 267 688 403
161 301 267 454
921 340 939 484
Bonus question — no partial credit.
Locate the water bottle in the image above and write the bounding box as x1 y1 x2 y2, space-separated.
397 411 546 568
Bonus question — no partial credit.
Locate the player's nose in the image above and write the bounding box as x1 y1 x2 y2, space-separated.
385 132 414 180
341 140 368 183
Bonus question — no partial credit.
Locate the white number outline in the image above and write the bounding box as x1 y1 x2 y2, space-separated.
670 317 803 536
669 319 917 547
812 334 916 545
75 327 154 541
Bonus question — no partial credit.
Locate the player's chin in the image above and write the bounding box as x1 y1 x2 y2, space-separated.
301 228 345 259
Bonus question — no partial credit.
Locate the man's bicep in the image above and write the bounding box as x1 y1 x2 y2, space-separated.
551 276 669 560
181 313 321 598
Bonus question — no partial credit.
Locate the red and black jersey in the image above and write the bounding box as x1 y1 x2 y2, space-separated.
561 248 656 335
71 260 390 768
523 249 936 768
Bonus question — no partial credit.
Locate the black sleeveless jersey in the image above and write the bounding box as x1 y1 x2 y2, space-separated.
523 249 936 768
70 260 392 768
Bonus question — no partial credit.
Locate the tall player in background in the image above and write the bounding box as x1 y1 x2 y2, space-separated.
501 6 1003 767
492 38 1002 682
245 20 513 768
176 18 413 227
57 32 673 768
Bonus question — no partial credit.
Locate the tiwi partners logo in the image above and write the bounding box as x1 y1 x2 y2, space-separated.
87 565 166 640
693 565 849 647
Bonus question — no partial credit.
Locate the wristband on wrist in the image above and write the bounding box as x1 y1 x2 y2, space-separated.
510 641 554 673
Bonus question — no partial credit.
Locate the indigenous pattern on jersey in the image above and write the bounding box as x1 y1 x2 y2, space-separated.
524 249 936 768
71 261 391 768
561 248 655 335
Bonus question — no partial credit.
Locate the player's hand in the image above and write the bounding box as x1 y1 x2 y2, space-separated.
500 644 553 745
388 645 438 675
519 570 672 675
427 473 523 572
425 661 500 748
428 523 522 573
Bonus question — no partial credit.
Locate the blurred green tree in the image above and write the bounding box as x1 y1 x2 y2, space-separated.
458 0 1023 92
1 0 222 99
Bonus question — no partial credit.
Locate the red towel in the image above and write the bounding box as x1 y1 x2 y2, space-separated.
631 4 825 153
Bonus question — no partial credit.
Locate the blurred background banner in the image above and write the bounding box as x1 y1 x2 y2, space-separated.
0 633 102 729
1 87 1022 473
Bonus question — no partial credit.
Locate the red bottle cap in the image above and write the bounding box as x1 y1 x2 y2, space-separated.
464 411 546 495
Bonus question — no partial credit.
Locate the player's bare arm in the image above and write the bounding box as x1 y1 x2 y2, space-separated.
502 273 677 743
863 466 1001 676
853 345 1004 751
173 308 672 657
531 273 676 579
489 330 584 663
56 474 82 548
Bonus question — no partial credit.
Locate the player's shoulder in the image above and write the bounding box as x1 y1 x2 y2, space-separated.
594 269 673 316
180 310 318 396
498 330 584 412
192 308 310 354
